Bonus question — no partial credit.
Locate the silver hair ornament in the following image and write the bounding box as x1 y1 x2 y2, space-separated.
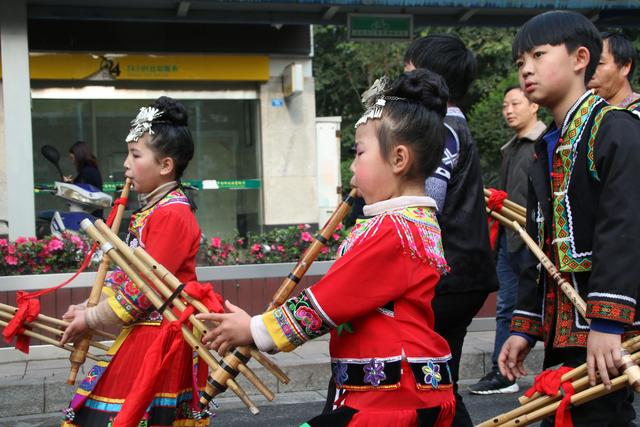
126 107 163 142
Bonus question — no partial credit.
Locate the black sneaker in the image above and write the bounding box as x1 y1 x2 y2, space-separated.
468 370 519 395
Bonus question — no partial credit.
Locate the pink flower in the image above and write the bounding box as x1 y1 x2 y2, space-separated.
4 255 18 265
15 237 26 244
43 265 51 272
251 243 261 253
301 232 313 242
321 247 329 254
7 245 16 255
70 235 84 249
28 237 37 243
47 238 64 252
236 238 244 245
336 223 343 231
277 245 284 252
211 237 222 248
0 239 7 247
332 233 340 241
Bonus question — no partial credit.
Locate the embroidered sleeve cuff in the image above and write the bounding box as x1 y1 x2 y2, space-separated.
590 318 625 335
587 300 635 325
261 309 297 353
250 315 277 353
107 294 136 324
510 315 542 338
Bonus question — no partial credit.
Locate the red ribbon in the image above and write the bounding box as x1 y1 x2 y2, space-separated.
524 366 575 426
485 188 508 250
2 197 127 353
113 282 224 426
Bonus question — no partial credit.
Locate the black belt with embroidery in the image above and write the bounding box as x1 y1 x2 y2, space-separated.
331 358 452 390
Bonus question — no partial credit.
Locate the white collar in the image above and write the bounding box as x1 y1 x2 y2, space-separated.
363 196 437 216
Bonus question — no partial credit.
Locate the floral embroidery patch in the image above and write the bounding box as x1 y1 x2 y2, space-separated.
422 361 442 389
363 358 386 386
333 361 349 386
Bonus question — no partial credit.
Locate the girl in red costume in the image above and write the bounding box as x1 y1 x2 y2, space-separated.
197 70 456 426
60 96 209 426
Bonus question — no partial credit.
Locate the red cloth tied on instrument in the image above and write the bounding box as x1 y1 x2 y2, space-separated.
113 282 224 427
486 188 508 250
524 366 574 427
2 197 127 353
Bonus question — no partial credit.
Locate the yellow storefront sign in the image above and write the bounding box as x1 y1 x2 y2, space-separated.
1 53 269 81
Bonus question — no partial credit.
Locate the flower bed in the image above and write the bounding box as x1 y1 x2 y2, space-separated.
0 223 348 275
207 223 347 266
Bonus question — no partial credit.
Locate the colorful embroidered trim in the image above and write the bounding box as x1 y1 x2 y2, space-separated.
551 93 603 273
128 189 191 246
263 289 334 352
337 206 449 274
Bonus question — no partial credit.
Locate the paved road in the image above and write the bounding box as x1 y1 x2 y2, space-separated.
3 387 640 426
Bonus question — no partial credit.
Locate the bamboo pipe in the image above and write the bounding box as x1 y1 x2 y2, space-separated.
80 219 260 415
0 302 116 340
92 220 275 403
498 374 629 427
477 350 640 427
518 335 640 405
201 187 357 408
0 318 103 362
484 188 527 217
67 179 131 385
134 247 289 385
268 188 357 311
484 198 526 227
0 310 110 352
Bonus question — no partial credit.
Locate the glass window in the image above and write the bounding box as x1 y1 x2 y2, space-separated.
31 98 262 240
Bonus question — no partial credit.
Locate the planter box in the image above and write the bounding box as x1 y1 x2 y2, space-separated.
0 262 334 348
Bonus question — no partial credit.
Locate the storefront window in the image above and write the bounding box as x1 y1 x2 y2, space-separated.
31 98 262 240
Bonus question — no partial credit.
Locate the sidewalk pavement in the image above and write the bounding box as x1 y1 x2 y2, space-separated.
0 331 544 423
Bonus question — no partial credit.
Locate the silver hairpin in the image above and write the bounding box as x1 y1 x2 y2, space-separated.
126 107 163 143
355 76 407 128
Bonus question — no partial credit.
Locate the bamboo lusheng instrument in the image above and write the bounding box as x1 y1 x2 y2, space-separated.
0 318 104 362
497 374 630 427
67 178 132 385
0 302 116 340
196 188 358 408
484 197 526 228
479 209 640 426
477 338 640 427
484 188 526 217
91 219 277 404
80 219 260 415
134 248 288 385
0 308 110 352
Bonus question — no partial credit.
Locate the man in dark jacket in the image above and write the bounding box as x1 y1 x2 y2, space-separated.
404 34 499 427
469 86 546 395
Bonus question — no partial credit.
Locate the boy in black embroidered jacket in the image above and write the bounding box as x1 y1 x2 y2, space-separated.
499 11 640 426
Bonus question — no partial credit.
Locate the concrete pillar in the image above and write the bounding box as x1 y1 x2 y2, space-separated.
0 0 36 239
260 58 318 226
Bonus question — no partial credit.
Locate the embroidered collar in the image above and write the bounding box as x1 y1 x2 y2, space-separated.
363 196 438 216
560 91 592 135
618 91 640 108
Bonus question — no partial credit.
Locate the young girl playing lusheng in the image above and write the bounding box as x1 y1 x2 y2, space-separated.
59 97 209 426
196 70 456 426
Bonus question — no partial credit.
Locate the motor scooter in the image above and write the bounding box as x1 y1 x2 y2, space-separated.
36 145 112 237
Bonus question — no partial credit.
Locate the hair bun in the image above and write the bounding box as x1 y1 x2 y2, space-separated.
389 69 449 117
153 96 189 126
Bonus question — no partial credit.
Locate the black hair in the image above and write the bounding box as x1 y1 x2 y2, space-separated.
376 69 449 182
404 34 476 103
503 85 525 97
69 140 98 171
602 32 637 81
144 96 194 181
512 11 602 84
